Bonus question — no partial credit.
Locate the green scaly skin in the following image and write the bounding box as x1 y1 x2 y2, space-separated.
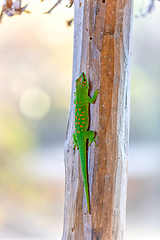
73 72 99 214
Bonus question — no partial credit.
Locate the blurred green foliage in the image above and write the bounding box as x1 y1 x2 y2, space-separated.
0 112 36 156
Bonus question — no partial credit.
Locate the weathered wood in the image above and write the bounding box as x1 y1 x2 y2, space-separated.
62 0 133 239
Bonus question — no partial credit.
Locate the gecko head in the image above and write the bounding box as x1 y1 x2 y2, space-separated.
76 72 89 90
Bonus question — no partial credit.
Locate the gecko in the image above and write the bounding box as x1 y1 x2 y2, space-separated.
73 72 99 214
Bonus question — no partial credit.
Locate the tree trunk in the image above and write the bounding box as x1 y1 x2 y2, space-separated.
62 0 133 239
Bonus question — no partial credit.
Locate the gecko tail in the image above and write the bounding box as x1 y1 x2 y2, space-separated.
83 171 91 214
83 166 91 214
78 141 91 214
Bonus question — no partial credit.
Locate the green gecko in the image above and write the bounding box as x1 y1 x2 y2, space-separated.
73 72 99 214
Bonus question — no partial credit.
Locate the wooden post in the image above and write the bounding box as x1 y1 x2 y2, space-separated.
62 0 133 239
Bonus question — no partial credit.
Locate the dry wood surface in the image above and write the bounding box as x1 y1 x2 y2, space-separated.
62 1 133 239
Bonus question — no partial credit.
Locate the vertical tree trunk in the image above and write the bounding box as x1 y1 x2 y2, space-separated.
62 0 133 239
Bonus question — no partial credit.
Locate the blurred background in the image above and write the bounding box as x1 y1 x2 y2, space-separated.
0 0 159 239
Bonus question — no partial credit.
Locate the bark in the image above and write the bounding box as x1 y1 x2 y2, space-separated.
62 0 133 239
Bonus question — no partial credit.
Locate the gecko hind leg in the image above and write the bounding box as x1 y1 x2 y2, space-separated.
85 131 99 147
73 133 79 150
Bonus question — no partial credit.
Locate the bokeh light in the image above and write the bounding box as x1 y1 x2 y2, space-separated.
20 87 51 120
